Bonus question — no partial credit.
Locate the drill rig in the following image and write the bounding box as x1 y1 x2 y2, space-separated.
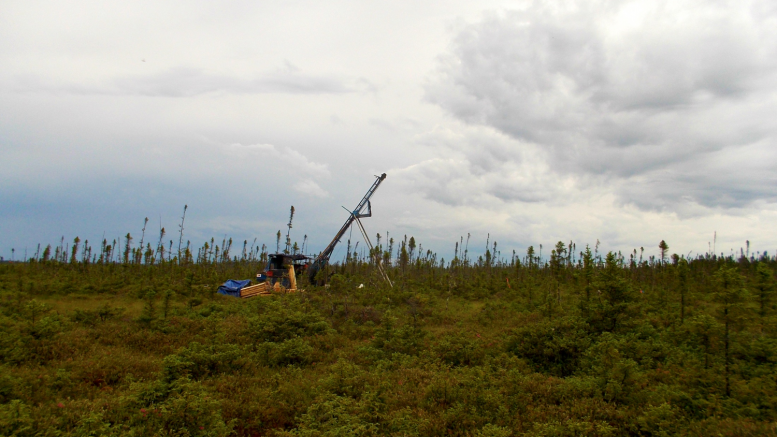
238 173 390 298
308 173 391 286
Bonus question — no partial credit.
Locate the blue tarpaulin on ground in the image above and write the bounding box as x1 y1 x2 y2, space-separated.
217 279 252 297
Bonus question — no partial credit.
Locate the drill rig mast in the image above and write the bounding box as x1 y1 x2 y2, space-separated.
308 173 390 285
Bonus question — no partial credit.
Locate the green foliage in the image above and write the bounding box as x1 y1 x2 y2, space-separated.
366 314 426 357
432 332 484 366
132 377 234 436
247 300 331 343
0 371 17 404
714 265 749 327
474 424 512 437
588 252 634 332
580 333 646 404
23 299 51 324
257 337 314 367
139 288 157 324
754 262 775 322
71 303 125 326
277 394 379 437
163 342 245 381
1 244 777 435
0 400 34 436
714 265 750 397
162 289 174 319
507 317 591 376
677 258 690 323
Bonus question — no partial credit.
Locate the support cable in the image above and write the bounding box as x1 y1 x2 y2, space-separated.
353 215 393 288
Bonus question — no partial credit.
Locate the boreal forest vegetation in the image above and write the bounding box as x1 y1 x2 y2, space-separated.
1 233 776 436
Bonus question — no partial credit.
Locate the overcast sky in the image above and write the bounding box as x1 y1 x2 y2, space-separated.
2 0 777 262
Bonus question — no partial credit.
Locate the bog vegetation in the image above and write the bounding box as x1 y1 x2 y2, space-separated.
1 233 776 436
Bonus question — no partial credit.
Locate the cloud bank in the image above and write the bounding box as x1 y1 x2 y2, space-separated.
424 1 777 212
15 66 368 98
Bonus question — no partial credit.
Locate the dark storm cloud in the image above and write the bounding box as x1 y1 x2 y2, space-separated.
425 1 777 210
16 67 361 97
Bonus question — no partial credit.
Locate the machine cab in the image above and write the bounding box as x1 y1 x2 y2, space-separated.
257 253 310 289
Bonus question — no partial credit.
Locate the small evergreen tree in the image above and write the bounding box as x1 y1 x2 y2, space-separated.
140 289 157 323
754 262 774 330
70 237 80 264
162 289 174 319
590 252 633 332
659 240 669 266
713 265 748 397
581 245 594 316
677 258 690 323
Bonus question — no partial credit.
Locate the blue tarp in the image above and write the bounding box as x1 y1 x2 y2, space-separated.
217 279 252 297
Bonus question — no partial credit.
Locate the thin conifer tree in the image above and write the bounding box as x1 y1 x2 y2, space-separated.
713 265 748 397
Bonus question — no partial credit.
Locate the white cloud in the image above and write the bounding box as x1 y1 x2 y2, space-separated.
293 179 329 198
393 124 575 207
14 67 366 97
425 1 777 211
223 143 330 179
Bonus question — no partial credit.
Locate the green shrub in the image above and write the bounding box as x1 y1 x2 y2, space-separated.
71 303 125 326
506 316 591 376
277 394 379 437
318 359 369 398
579 333 647 404
432 332 484 366
0 371 18 404
131 377 233 436
368 315 426 356
248 300 331 343
163 342 245 381
475 424 512 437
0 400 34 437
73 348 158 388
257 337 314 367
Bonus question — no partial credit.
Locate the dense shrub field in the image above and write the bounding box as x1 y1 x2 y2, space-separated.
1 239 776 436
